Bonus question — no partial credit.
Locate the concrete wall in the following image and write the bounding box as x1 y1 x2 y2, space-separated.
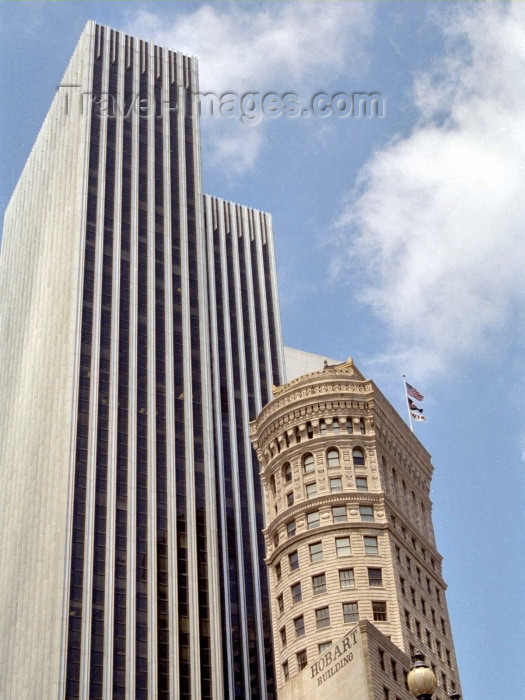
0 24 92 699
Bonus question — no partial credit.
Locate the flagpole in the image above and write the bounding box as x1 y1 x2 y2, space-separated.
403 374 414 432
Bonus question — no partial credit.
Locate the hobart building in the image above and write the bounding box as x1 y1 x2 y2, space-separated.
250 352 462 700
0 20 462 700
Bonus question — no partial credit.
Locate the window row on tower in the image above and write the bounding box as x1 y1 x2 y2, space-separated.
268 446 368 518
273 533 380 586
263 414 368 462
272 501 381 551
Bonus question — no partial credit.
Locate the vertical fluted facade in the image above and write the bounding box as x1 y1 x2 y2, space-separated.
250 358 461 699
0 21 284 700
204 197 284 698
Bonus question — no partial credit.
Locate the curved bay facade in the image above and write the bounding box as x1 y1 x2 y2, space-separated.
250 358 462 699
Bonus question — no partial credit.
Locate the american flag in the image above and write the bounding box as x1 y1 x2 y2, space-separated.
405 381 424 401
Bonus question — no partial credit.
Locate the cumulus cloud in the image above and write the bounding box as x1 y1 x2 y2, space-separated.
126 2 373 172
333 3 525 378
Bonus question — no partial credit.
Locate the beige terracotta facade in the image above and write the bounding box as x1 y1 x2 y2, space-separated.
250 357 462 699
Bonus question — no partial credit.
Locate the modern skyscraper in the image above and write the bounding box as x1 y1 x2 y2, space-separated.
250 356 462 699
0 21 283 699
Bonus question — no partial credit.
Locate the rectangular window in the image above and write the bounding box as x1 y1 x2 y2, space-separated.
339 568 355 589
289 550 299 571
446 649 451 667
280 626 287 647
400 577 406 596
356 477 368 491
436 640 441 658
291 582 302 604
372 601 387 621
332 505 347 523
332 418 340 434
441 618 446 635
345 418 353 434
391 659 398 681
411 587 416 605
379 648 385 671
309 541 323 562
383 688 390 700
286 520 296 537
359 505 374 522
312 573 327 595
319 641 332 654
294 616 305 638
421 598 426 616
286 491 294 506
307 511 320 529
416 566 421 584
277 594 284 614
306 482 317 499
406 556 411 572
275 562 282 581
282 661 289 681
405 609 411 629
343 602 359 623
364 536 378 555
316 606 330 629
415 620 421 638
330 477 343 493
336 536 351 556
426 629 432 647
368 567 383 587
297 649 308 670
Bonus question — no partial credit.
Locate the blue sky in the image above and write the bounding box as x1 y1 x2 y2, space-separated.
1 1 524 697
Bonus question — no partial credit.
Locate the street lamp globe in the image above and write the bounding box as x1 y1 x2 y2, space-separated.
407 651 437 700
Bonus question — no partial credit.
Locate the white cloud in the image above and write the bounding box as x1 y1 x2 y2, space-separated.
333 3 525 379
126 2 373 173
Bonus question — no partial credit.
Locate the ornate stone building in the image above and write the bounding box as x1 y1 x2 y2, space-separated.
250 357 462 699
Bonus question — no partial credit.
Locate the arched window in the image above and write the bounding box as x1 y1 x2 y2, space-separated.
326 448 340 468
283 462 292 483
303 453 315 474
352 448 365 466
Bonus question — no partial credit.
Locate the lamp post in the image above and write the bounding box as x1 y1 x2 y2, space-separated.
407 651 437 700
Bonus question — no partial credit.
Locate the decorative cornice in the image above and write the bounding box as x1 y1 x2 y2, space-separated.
265 492 384 534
